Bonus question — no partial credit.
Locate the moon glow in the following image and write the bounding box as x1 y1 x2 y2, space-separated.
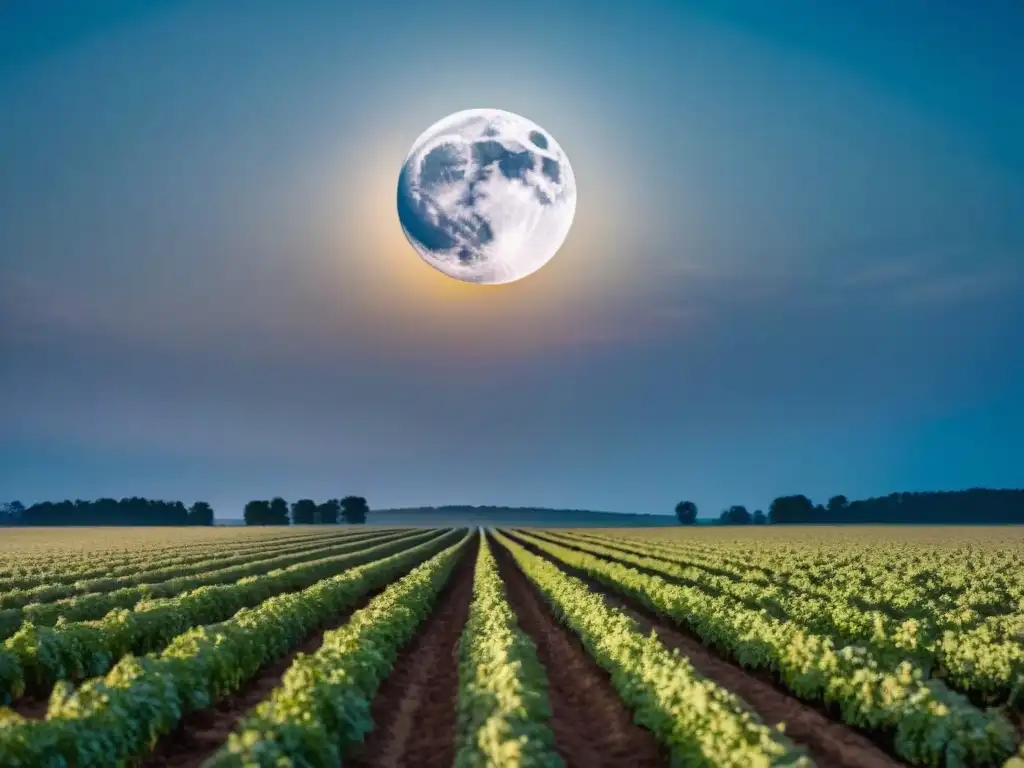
397 109 577 285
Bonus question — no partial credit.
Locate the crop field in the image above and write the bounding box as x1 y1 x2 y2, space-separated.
0 526 1022 766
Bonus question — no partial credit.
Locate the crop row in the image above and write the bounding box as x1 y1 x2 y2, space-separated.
453 533 562 767
494 532 808 767
632 534 1024 651
508 530 1017 766
546 530 1024 706
0 528 413 641
207 530 474 765
0 527 379 596
609 533 1024 627
0 528 376 598
0 528 467 765
0 528 340 582
544 530 1024 704
0 528 446 701
576 531 1023 636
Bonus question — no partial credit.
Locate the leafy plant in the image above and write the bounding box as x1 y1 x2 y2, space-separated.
493 532 808 767
0 528 467 765
454 534 562 768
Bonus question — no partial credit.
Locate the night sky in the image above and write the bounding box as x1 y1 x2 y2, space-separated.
2 1 1022 518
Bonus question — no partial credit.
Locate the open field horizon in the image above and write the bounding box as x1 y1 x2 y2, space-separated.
0 524 1022 765
2 3 1021 764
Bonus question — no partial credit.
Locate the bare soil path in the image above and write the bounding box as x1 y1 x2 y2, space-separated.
492 536 667 768
344 548 475 768
504 531 905 768
139 584 389 768
10 695 47 719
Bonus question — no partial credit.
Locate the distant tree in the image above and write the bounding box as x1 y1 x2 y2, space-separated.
14 497 204 526
243 500 271 526
317 499 340 524
340 495 368 524
674 500 698 525
268 497 291 526
768 494 815 524
170 501 189 525
187 501 214 526
291 498 317 525
824 488 1024 524
752 509 767 525
1 501 24 524
827 495 849 515
720 505 751 525
757 489 1024 525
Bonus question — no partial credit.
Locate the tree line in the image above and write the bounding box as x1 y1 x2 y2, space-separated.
1 498 214 526
0 494 371 526
675 488 1024 525
242 496 368 526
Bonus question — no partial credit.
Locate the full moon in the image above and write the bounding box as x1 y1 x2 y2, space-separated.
396 108 577 285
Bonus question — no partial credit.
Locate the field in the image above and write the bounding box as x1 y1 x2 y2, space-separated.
0 526 1022 766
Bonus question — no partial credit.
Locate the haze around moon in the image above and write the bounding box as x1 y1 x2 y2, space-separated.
396 108 577 285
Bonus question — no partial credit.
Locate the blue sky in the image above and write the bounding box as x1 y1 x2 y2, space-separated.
1 0 1022 517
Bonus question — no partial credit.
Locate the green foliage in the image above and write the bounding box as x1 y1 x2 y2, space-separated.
316 499 340 524
493 532 808 767
548 529 1024 708
675 500 698 525
826 495 848 514
340 496 369 524
0 529 466 765
1 501 25 524
0 529 441 701
0 528 352 595
268 498 290 526
513 530 1017 767
454 534 562 768
187 501 214 526
1 530 402 638
242 499 291 526
289 499 317 525
243 500 271 526
719 506 751 525
207 530 474 765
0 528 393 616
1004 746 1024 768
769 495 814 524
1 522 1022 766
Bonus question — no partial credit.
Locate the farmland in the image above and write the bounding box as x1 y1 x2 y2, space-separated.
0 526 1022 766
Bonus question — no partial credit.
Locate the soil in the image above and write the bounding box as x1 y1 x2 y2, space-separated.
524 530 734 600
139 585 390 767
503 531 906 768
344 547 475 768
8 534 439 720
10 695 47 719
491 536 667 768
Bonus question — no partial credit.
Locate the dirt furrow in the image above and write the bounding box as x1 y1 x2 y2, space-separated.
492 536 666 768
10 696 47 719
504 531 905 768
7 535 433 718
533 531 909 621
138 585 389 768
344 548 475 768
